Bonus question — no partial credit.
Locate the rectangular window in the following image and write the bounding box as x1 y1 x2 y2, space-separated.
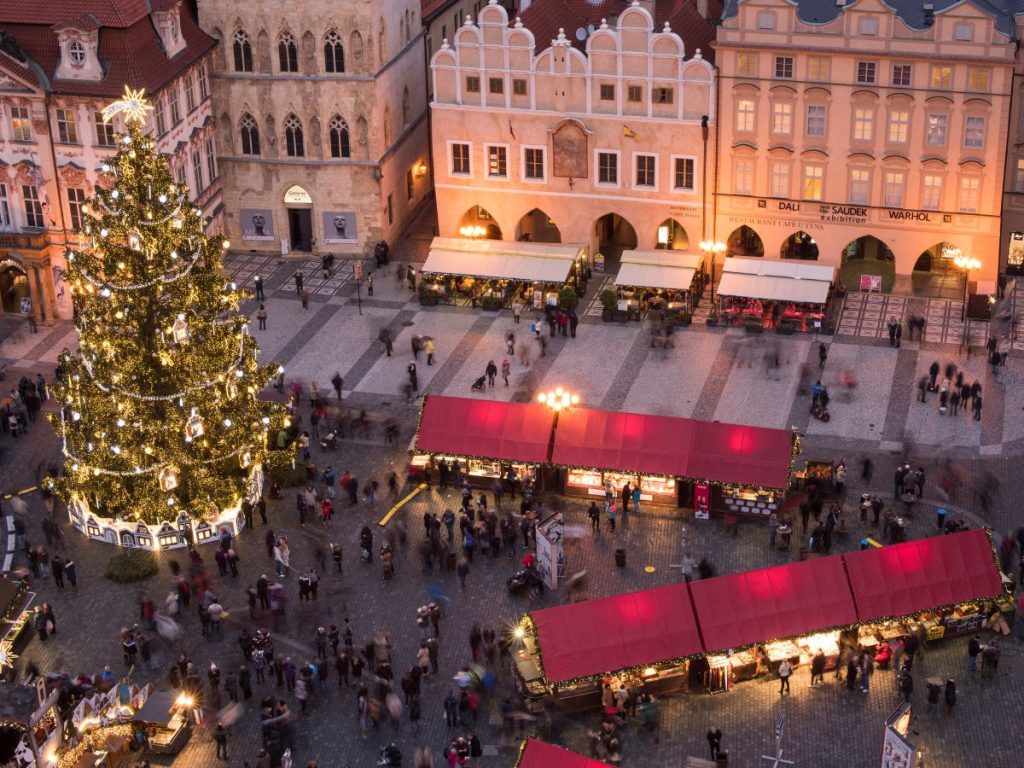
451 142 470 175
155 98 166 136
169 89 181 124
968 68 990 92
892 64 912 87
673 157 695 191
849 168 870 205
486 145 507 178
56 108 78 143
757 11 775 29
858 16 878 35
635 154 656 187
953 23 973 41
387 193 394 225
598 152 618 185
964 116 985 149
736 99 755 132
627 85 642 102
191 151 204 192
653 87 673 104
888 110 909 143
512 79 527 96
856 61 877 84
10 106 31 141
802 165 824 200
524 147 544 180
806 104 827 138
774 56 793 79
925 114 947 146
930 65 952 89
198 65 209 99
205 138 217 182
736 53 757 77
922 174 943 209
770 162 789 197
185 74 196 112
883 171 905 208
67 188 86 232
808 57 830 81
94 112 115 146
734 159 754 195
853 108 874 141
1016 159 1024 194
0 185 10 231
772 103 792 135
959 177 980 212
406 169 414 200
488 77 504 94
177 165 186 187
22 185 43 228
465 76 480 93
600 84 615 101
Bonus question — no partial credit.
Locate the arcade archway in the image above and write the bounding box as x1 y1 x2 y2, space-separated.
0 261 29 314
459 206 502 240
655 219 689 251
595 213 637 249
726 225 764 258
839 235 895 292
780 231 819 261
912 242 964 298
515 209 561 243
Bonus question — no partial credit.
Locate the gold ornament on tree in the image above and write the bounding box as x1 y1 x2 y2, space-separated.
185 409 205 440
159 466 179 492
171 314 189 344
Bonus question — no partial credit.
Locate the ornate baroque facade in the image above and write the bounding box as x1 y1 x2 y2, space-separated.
196 0 431 257
0 0 219 322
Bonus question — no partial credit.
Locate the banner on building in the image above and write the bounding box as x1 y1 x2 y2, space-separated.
322 211 358 244
240 209 275 241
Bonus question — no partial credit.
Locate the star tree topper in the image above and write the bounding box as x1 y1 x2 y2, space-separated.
101 86 154 125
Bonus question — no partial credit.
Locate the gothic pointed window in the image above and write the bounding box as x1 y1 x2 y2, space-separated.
233 29 253 72
329 115 350 158
284 113 304 157
324 30 345 73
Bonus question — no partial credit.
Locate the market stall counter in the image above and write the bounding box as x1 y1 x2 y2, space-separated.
133 690 191 755
716 258 835 333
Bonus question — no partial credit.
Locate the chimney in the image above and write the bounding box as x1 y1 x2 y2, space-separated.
697 0 709 19
922 3 934 25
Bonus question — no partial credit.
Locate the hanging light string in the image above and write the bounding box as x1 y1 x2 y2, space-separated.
77 326 253 402
67 244 205 292
92 196 186 228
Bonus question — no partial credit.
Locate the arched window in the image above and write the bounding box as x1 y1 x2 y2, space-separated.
278 31 298 72
383 106 391 147
240 113 260 155
324 30 345 73
284 113 304 157
329 115 350 158
233 29 253 72
377 19 386 64
402 87 410 127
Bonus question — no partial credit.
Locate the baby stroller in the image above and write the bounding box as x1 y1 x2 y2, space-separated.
320 430 338 451
471 375 486 392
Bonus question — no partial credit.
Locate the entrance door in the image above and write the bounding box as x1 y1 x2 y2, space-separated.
0 265 28 313
288 209 312 252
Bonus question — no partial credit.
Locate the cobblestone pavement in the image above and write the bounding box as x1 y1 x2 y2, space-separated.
1 203 1024 767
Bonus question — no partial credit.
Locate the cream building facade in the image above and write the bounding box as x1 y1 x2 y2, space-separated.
196 0 431 257
430 0 717 258
0 0 219 323
714 0 1015 288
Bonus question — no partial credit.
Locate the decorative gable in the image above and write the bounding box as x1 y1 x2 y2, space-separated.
151 0 187 59
52 16 103 82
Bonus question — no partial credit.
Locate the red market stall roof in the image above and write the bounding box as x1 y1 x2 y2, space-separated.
516 739 609 768
689 556 858 652
551 407 794 489
414 396 554 464
843 529 1004 623
530 582 702 684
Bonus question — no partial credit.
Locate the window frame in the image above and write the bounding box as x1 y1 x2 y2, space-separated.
56 108 78 144
736 99 755 133
771 102 793 135
925 113 948 147
959 176 980 213
599 83 615 101
888 109 910 144
465 76 481 94
848 168 871 205
205 137 217 182
283 114 305 158
769 161 789 198
734 158 754 195
807 57 830 81
22 185 44 229
169 88 182 125
324 30 345 73
68 40 87 64
856 61 877 85
806 104 827 138
627 85 642 102
736 53 757 77
921 173 943 209
883 170 906 208
930 64 952 89
233 29 253 73
512 79 527 96
852 107 874 142
278 32 299 73
154 98 166 136
522 145 546 182
963 116 986 149
240 113 260 156
329 116 351 159
448 141 472 176
488 77 504 95
184 73 197 113
774 56 794 79
802 164 825 201
953 22 973 42
94 111 115 147
484 143 509 179
653 87 674 104
633 152 658 190
66 187 86 232
671 155 696 192
756 11 775 29
10 106 31 142
191 150 204 193
858 16 878 35
0 184 10 232
198 65 209 99
596 149 620 187
967 68 990 92
891 64 912 87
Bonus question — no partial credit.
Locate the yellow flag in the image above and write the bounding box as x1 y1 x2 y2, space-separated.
623 125 637 139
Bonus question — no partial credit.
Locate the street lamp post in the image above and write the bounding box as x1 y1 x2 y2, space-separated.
953 251 982 323
537 387 580 412
699 240 726 309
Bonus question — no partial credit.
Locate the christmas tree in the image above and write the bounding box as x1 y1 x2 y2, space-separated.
48 88 292 526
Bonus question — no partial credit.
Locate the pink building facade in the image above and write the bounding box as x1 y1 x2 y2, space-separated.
714 0 1015 286
429 1 717 258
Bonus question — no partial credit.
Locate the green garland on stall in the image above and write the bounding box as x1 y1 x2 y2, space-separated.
512 737 530 768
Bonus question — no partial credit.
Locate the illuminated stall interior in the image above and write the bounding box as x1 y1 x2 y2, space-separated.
613 250 706 317
717 257 835 332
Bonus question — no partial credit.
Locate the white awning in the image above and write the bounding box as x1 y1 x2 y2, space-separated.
620 249 704 269
717 272 831 305
422 237 585 282
616 263 696 291
722 257 836 283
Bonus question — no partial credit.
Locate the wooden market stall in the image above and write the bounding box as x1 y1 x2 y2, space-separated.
133 690 191 755
420 238 588 309
615 250 705 321
716 258 835 332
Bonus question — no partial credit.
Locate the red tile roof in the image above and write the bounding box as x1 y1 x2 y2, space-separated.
0 2 215 98
422 0 459 23
0 0 151 28
519 0 721 62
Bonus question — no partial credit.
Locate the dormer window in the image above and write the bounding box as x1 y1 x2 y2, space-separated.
68 41 86 65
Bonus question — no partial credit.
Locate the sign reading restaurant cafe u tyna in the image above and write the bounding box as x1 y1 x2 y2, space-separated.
757 199 954 225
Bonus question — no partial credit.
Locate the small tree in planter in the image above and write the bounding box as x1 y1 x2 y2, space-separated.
599 289 618 321
557 286 578 310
